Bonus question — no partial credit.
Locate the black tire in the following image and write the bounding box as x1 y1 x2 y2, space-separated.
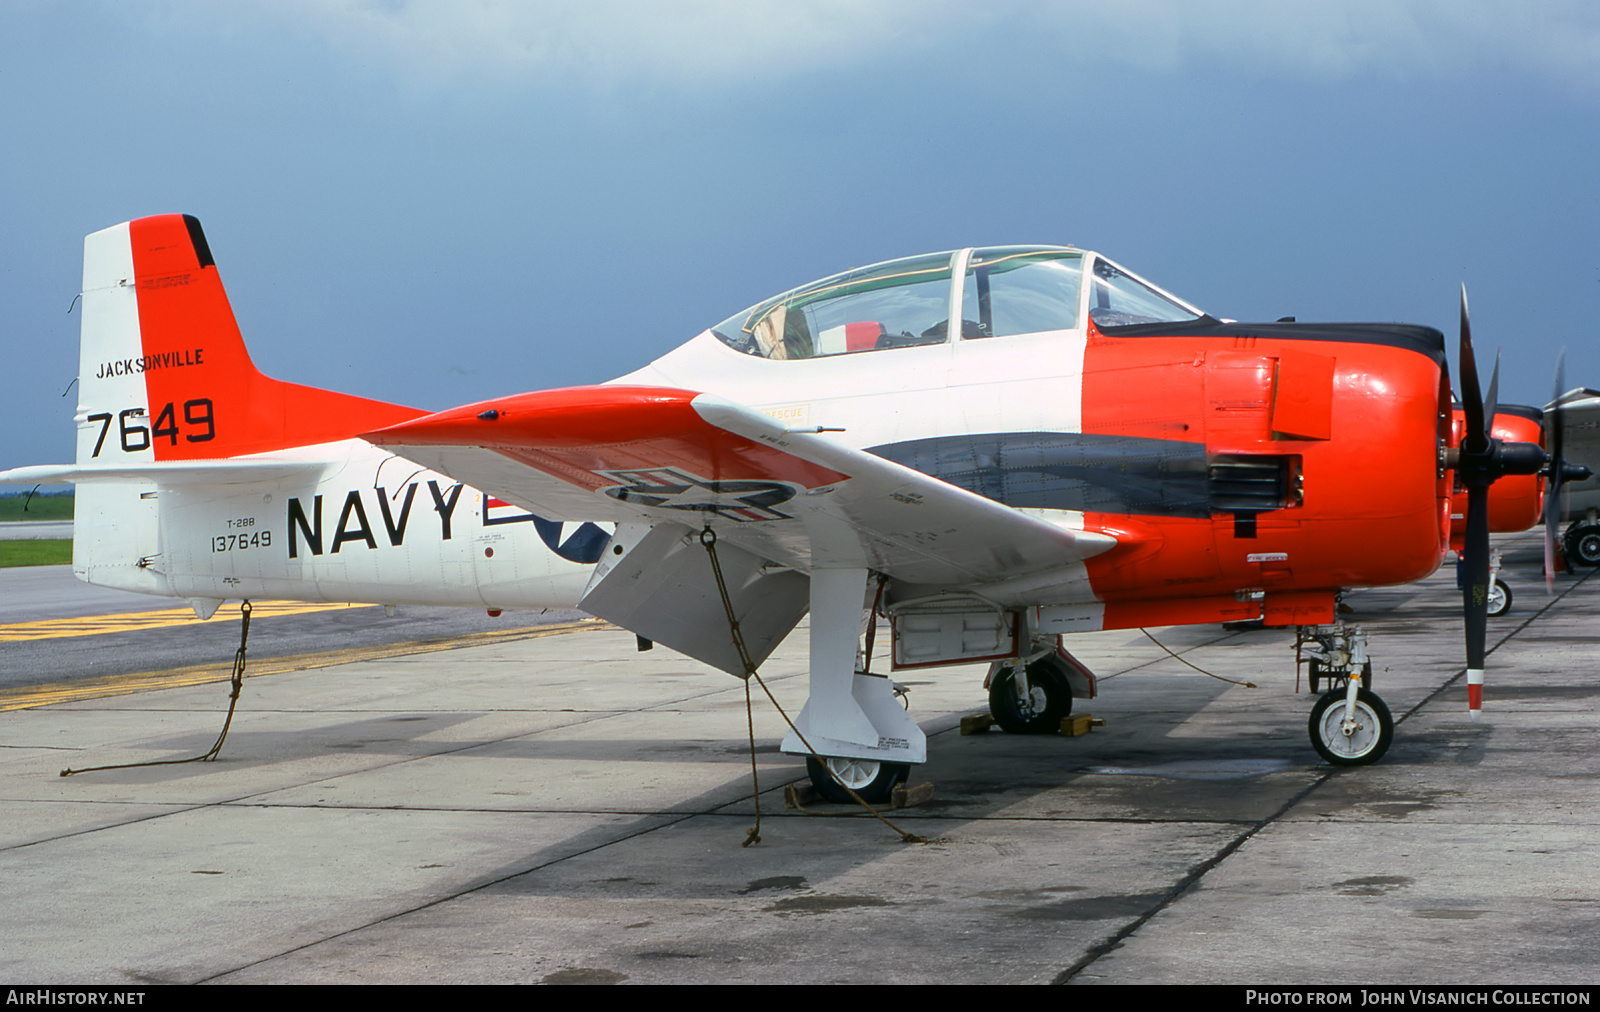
1564 523 1600 568
1486 578 1512 618
805 756 910 804
989 659 1072 735
1308 688 1394 766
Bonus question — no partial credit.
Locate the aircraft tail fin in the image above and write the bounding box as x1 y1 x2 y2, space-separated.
65 214 424 595
75 214 423 466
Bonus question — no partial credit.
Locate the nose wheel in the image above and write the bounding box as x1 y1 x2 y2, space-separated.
1486 577 1512 618
1308 687 1394 766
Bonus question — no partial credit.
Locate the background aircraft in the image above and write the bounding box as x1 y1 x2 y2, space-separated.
1545 388 1600 568
1 215 1564 800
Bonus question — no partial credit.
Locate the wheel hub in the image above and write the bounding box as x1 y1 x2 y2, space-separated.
1321 702 1380 758
1009 671 1046 717
823 756 881 790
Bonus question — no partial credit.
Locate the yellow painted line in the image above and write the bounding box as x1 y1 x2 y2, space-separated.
0 600 373 642
0 619 611 711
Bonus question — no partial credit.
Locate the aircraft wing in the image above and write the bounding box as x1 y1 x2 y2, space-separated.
365 385 1116 587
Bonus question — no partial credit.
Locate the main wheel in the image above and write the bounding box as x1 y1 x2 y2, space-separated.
989 660 1071 735
1308 688 1394 766
805 756 910 804
1486 578 1512 617
1564 523 1600 567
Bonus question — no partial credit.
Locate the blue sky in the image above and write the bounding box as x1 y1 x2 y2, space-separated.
3 1 1598 474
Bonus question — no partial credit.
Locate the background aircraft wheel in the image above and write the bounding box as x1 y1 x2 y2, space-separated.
1486 578 1512 618
1564 523 1600 567
806 756 909 804
1308 688 1393 766
989 660 1071 734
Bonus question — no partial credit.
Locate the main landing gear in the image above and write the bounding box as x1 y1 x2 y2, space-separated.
783 569 926 804
806 755 911 804
802 640 1088 800
1298 624 1394 766
1564 518 1600 568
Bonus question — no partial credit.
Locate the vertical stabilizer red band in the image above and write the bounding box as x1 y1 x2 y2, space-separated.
126 215 424 459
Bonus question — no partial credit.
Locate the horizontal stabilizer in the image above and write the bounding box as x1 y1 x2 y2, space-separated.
1 460 324 486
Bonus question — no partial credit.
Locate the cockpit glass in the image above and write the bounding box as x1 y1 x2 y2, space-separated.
711 253 955 360
1089 258 1201 327
963 247 1083 337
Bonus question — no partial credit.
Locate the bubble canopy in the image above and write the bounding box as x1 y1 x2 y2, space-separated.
709 246 1204 361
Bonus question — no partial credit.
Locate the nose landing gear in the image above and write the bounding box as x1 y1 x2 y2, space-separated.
1298 624 1394 766
1308 687 1394 765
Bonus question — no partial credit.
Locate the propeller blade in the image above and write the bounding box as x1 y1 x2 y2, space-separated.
1461 480 1491 720
1544 480 1559 591
1551 348 1567 467
1459 285 1487 456
1544 349 1566 590
1455 283 1488 717
1484 352 1500 442
1450 287 1549 714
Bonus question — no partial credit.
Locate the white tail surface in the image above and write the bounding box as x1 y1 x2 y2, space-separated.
64 215 423 595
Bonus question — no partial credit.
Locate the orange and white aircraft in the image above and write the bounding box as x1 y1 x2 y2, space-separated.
2 214 1558 800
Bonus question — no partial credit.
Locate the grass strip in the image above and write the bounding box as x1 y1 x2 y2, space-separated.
0 539 72 568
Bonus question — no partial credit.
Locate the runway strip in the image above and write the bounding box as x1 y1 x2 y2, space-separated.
0 618 608 711
0 600 374 642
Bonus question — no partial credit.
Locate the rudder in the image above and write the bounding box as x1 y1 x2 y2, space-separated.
69 214 425 596
76 214 423 465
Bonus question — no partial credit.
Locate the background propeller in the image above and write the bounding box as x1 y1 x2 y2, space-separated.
1542 351 1593 589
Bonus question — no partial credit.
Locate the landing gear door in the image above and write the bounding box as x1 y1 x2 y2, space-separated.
579 522 809 676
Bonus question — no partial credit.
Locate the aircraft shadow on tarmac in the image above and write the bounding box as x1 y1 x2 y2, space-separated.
39 537 1595 919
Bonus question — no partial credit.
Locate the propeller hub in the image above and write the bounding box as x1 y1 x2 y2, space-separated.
1456 438 1546 483
1558 461 1593 484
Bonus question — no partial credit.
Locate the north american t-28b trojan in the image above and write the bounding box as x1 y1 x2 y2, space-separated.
3 214 1561 801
